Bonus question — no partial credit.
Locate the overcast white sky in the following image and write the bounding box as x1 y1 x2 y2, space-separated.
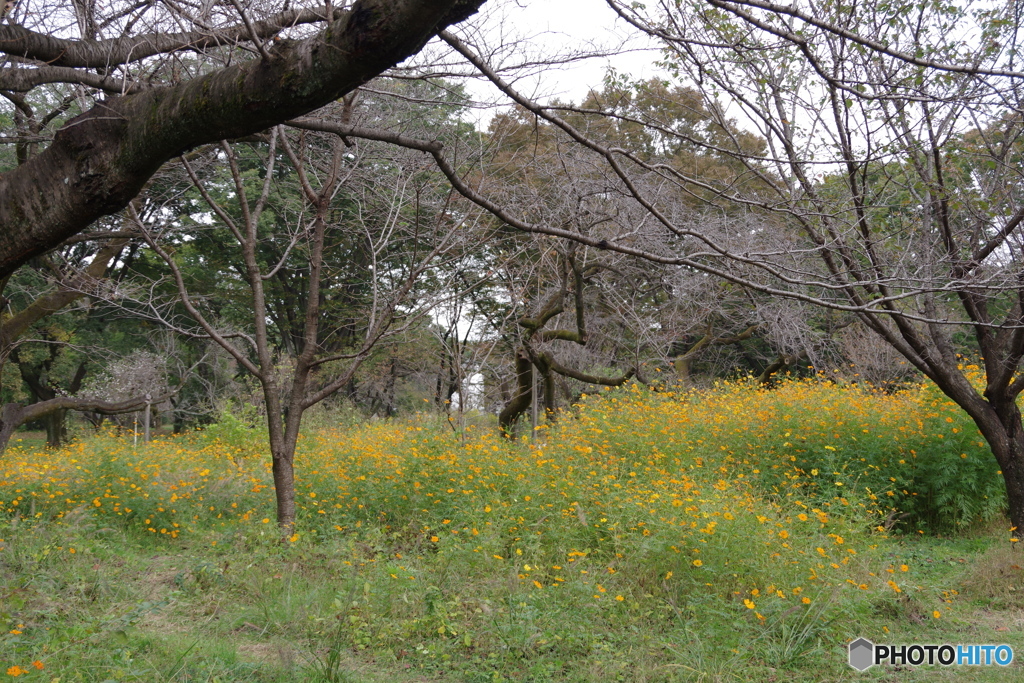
451 0 664 124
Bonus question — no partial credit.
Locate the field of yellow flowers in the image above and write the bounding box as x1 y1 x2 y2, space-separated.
0 378 1021 682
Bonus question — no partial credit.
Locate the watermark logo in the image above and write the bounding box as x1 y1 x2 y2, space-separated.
848 638 874 671
848 638 1014 670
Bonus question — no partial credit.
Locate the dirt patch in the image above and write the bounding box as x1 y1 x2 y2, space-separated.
236 640 303 670
969 607 1024 633
958 544 1024 608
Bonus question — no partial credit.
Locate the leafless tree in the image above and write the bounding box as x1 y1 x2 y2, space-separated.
77 349 172 429
494 244 637 434
420 1 1024 530
130 111 483 530
0 234 167 451
0 0 487 279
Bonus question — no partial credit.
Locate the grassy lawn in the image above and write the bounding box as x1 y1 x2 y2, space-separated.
1 379 1022 681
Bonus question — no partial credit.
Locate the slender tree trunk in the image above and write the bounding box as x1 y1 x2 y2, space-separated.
434 351 448 408
271 445 297 532
263 393 301 534
385 359 397 417
173 403 185 434
543 368 557 422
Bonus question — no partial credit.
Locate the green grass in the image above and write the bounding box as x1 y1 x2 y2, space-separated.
1 379 1023 681
2 518 1023 681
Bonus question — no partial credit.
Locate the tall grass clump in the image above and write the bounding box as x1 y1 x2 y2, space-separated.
657 374 1006 532
0 376 1011 681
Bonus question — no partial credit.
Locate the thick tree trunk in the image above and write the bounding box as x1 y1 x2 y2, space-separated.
758 351 807 386
971 398 1024 533
172 399 186 434
673 324 760 386
0 404 20 453
498 349 533 436
532 353 558 422
0 0 486 280
543 367 557 422
44 409 67 449
999 441 1024 536
674 356 693 385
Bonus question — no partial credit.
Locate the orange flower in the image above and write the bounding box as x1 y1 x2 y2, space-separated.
31 662 42 671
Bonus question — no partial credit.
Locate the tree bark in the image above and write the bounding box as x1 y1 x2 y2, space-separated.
0 0 484 280
673 324 760 385
757 350 808 385
998 437 1024 535
43 409 67 449
958 395 1024 533
498 349 534 436
385 359 398 417
0 394 166 453
0 238 128 360
271 448 297 533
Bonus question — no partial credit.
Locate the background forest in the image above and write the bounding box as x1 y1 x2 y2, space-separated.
4 0 1024 539
5 0 1024 680
0 74 900 449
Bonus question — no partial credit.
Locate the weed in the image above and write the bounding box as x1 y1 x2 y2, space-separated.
0 379 1018 681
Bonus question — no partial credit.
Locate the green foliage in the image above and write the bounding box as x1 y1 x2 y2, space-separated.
895 384 1006 532
1 380 1020 681
671 376 1007 533
198 403 269 457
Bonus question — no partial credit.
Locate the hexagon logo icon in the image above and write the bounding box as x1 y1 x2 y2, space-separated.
849 638 875 671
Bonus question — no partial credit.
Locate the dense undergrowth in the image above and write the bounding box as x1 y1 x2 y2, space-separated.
0 377 1020 681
